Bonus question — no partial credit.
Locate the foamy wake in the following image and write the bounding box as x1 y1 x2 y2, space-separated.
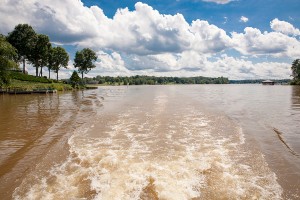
13 95 282 200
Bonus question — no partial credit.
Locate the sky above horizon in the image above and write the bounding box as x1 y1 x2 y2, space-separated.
1 0 300 79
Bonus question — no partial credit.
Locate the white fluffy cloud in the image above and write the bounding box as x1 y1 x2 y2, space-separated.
189 20 232 53
95 51 130 75
80 3 233 56
231 27 300 58
0 0 299 79
0 1 232 55
120 54 291 79
205 55 291 79
2 0 102 43
240 16 249 23
270 18 300 36
125 50 208 73
86 4 192 55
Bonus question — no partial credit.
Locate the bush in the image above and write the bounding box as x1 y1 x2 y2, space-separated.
70 71 81 88
290 80 300 85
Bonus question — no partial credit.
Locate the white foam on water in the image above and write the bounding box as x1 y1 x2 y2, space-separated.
238 127 246 144
13 95 283 200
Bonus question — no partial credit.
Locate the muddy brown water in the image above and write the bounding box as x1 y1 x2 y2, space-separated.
0 85 299 199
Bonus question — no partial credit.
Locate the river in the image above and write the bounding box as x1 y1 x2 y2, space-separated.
0 85 299 199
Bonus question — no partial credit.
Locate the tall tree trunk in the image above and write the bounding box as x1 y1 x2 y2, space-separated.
40 66 43 77
48 68 51 79
82 72 84 84
35 64 38 77
56 71 58 81
23 58 25 74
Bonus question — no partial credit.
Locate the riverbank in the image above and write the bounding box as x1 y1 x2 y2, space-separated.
1 79 73 93
0 71 73 93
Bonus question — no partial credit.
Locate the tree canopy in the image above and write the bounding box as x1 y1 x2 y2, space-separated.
0 35 18 86
7 24 36 74
74 48 97 80
48 46 69 81
291 59 300 84
6 23 70 80
27 34 51 77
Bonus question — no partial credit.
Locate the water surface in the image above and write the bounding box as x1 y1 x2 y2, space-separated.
0 85 299 199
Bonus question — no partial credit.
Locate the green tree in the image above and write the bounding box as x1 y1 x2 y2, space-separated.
7 24 36 74
291 59 300 84
49 47 69 81
27 34 51 77
74 48 97 82
0 36 18 87
70 71 81 88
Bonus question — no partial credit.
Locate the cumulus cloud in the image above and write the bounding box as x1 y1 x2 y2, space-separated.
240 16 249 23
80 3 233 55
88 3 192 55
121 54 291 79
202 0 234 4
231 27 300 58
205 55 291 79
95 51 130 74
125 50 208 73
0 0 298 79
189 20 232 53
1 0 299 59
0 0 101 44
92 49 291 79
0 1 232 55
270 18 300 36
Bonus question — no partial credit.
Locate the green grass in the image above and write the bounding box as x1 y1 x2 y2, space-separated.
8 79 72 91
10 71 55 83
2 72 73 91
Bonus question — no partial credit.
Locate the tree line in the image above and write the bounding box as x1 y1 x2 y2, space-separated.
291 59 300 85
0 24 97 87
81 75 229 85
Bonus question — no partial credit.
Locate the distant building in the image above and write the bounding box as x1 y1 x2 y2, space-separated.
262 80 275 85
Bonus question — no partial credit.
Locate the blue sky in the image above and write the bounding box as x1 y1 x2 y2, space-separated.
1 0 300 79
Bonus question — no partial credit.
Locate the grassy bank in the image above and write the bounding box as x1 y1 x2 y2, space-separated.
6 79 73 91
0 71 73 91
